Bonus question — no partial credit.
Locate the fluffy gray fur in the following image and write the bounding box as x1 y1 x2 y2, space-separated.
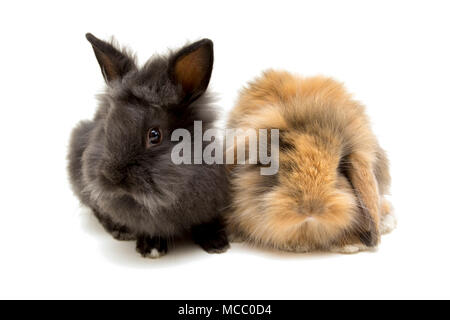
68 34 229 256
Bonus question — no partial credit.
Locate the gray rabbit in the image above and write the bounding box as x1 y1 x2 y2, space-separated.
68 34 229 258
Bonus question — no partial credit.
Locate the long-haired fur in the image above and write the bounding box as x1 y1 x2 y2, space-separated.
226 70 395 253
68 34 229 258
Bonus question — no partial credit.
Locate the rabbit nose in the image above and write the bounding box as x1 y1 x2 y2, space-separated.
101 167 126 185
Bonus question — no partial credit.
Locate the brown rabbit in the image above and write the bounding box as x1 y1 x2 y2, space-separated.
226 70 395 253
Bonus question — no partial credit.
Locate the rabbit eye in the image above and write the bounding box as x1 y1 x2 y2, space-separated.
147 127 162 147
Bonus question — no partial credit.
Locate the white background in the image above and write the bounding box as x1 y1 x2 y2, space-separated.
0 0 449 299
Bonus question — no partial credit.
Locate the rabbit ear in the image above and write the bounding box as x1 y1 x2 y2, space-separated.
169 39 214 103
85 33 136 83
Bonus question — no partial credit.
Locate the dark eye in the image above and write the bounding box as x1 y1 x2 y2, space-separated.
147 127 162 147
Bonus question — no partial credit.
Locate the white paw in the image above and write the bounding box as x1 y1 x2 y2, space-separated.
381 213 397 235
331 243 369 254
143 248 165 259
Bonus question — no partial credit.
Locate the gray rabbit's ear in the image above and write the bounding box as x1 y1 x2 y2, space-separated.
86 33 136 83
168 39 214 103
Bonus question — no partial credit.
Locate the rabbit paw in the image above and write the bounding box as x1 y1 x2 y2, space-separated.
192 219 230 254
330 243 369 254
381 212 397 235
200 235 230 254
136 235 168 259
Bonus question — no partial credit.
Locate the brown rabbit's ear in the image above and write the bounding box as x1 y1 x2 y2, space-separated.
357 208 379 247
168 39 214 103
86 33 136 83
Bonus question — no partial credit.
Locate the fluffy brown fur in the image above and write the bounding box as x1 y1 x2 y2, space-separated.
226 70 394 253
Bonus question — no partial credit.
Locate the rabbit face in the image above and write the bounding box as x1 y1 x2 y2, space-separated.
83 34 216 199
229 133 359 251
99 98 171 195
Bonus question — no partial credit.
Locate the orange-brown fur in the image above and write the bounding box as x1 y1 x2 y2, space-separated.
174 45 210 93
226 70 392 252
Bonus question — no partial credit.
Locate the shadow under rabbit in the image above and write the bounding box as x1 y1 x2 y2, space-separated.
229 241 377 261
79 206 379 266
79 206 224 268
